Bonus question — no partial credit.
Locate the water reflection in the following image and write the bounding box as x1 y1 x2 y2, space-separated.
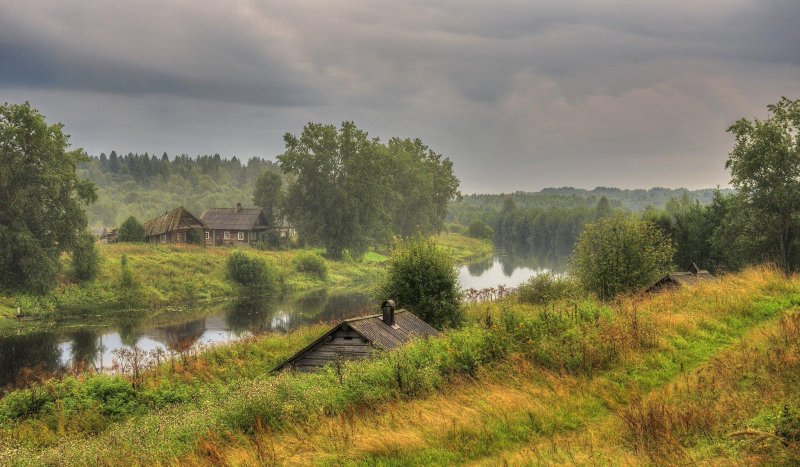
459 245 567 290
0 290 373 389
1 245 566 390
0 332 62 388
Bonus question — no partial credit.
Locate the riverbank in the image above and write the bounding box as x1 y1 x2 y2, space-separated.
2 266 798 465
0 233 492 331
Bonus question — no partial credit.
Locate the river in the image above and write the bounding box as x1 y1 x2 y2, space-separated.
0 247 563 388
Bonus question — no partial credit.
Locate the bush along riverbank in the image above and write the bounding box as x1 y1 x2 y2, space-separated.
1 266 798 465
0 233 492 325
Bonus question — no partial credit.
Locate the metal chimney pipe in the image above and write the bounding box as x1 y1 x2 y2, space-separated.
381 299 396 326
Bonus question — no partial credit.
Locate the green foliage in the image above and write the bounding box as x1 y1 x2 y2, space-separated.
571 216 675 300
117 254 143 307
293 252 328 279
517 273 581 305
185 228 203 245
252 170 283 228
376 237 463 329
80 152 276 227
278 122 460 258
71 231 100 282
226 251 282 292
278 122 392 258
117 216 145 243
0 102 97 294
467 220 493 240
385 138 461 237
726 97 800 272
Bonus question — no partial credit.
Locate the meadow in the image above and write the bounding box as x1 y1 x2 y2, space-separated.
0 233 492 329
1 266 798 465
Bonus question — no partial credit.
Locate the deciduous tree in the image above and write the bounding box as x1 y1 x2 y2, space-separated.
726 97 800 272
570 216 674 300
0 103 97 294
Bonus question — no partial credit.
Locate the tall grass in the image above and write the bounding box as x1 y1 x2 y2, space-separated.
2 266 797 465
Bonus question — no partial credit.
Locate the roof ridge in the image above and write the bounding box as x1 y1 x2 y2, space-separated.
344 309 407 322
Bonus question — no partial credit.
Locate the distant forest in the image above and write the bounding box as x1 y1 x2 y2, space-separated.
78 152 280 226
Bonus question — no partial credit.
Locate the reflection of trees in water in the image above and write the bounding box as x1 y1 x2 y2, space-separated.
225 297 280 335
69 328 99 372
0 332 61 389
495 242 569 275
151 318 206 353
225 291 373 334
467 257 494 276
115 311 146 347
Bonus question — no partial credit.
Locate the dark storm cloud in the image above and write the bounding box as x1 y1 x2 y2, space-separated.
1 0 799 192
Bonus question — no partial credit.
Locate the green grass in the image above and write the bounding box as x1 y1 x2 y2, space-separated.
0 233 491 331
1 266 797 465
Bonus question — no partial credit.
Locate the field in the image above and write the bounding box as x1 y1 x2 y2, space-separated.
1 266 798 465
0 233 492 331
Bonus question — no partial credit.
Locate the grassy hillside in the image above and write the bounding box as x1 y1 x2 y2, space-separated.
1 266 798 465
0 233 492 325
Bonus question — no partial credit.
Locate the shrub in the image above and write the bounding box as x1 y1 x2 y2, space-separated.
376 237 463 329
116 255 143 307
226 251 281 292
294 252 328 279
71 231 100 282
117 216 145 243
570 215 675 300
517 272 580 305
467 220 494 240
186 229 203 245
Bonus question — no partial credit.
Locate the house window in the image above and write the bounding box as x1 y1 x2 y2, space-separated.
176 232 183 242
224 231 230 240
205 231 210 240
161 234 166 243
289 229 296 237
238 232 245 241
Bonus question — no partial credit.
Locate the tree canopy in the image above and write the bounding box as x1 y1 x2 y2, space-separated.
726 97 800 272
570 216 675 300
0 102 96 293
376 237 463 330
278 122 460 258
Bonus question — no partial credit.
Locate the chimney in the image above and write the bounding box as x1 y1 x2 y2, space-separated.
381 299 396 326
235 202 242 213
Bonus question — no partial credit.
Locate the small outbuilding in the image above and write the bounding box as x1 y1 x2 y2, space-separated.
143 206 207 244
272 300 439 372
645 263 714 293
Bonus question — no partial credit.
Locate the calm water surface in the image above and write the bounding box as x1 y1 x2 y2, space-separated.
0 247 563 388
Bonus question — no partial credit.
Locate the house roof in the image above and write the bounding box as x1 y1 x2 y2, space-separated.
143 206 206 237
645 263 714 292
200 206 268 231
272 310 439 372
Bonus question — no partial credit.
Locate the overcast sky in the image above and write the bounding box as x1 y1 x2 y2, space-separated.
1 0 799 193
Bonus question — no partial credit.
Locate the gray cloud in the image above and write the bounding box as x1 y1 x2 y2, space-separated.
1 0 799 192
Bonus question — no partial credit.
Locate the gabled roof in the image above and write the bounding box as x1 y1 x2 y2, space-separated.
143 206 206 237
645 263 714 292
272 310 439 372
664 271 713 286
200 206 268 231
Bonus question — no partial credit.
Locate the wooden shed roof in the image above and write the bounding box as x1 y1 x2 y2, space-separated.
143 206 206 237
199 206 268 231
645 263 714 292
272 310 439 372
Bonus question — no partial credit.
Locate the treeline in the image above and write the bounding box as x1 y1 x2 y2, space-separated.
78 152 279 226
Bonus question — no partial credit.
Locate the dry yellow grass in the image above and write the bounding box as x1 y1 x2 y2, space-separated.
177 266 800 466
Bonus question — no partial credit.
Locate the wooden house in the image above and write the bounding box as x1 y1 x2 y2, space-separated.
200 203 270 246
143 206 207 244
645 263 714 293
272 300 439 372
